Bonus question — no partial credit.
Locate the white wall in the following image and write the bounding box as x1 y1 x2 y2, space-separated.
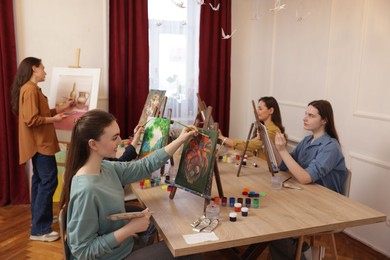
14 0 390 256
232 0 390 256
13 0 109 110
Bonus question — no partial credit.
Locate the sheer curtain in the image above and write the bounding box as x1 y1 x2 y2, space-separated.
148 0 200 125
0 0 29 206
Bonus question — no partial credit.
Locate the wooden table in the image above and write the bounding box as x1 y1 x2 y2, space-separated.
130 155 386 257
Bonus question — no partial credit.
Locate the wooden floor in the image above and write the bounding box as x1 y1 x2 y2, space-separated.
0 202 388 260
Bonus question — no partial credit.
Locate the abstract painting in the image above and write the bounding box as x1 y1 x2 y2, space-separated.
138 89 166 126
138 117 170 158
175 129 218 195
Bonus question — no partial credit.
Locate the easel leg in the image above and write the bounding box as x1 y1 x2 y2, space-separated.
213 160 224 198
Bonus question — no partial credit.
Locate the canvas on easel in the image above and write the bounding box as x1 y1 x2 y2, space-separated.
138 89 166 126
138 117 171 158
251 100 279 176
170 100 224 211
174 129 219 195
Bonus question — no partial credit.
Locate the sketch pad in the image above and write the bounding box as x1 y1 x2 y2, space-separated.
183 232 219 244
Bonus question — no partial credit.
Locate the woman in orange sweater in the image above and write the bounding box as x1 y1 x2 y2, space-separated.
11 57 73 242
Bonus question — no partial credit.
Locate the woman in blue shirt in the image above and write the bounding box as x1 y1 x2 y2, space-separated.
59 109 201 260
270 100 346 260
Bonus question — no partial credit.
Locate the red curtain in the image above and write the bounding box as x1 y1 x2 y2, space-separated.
109 0 149 137
0 0 29 206
198 0 232 135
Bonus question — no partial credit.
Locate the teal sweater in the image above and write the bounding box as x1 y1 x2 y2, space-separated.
67 149 170 259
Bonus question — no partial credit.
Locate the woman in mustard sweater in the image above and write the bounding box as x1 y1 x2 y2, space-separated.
218 96 285 160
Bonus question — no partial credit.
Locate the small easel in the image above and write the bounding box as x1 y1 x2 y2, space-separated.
251 100 278 176
169 103 224 212
160 107 175 176
194 97 224 198
236 122 255 177
137 97 173 175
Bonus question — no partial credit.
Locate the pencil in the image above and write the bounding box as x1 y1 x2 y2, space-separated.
175 121 209 137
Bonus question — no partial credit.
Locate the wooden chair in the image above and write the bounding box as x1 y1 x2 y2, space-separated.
295 169 352 260
59 208 71 260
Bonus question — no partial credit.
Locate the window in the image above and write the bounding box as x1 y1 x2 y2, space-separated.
148 0 200 124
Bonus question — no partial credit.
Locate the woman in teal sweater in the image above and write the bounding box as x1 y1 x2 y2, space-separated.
60 109 200 259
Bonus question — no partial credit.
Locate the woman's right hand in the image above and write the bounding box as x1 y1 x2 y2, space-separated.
274 132 287 152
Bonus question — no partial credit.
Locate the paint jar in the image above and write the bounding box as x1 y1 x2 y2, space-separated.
155 177 161 186
253 198 259 208
205 202 220 220
241 207 249 217
229 197 235 207
234 203 242 212
167 185 173 191
242 187 249 195
271 176 283 190
245 198 251 208
235 154 240 160
139 180 145 189
229 212 237 222
237 197 243 204
214 196 220 205
150 178 155 187
222 197 227 207
223 155 228 162
144 179 151 188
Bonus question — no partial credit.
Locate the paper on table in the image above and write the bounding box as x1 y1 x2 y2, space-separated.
183 232 219 244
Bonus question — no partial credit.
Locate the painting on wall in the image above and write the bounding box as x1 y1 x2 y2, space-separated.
138 117 171 158
175 129 218 195
138 89 166 126
49 67 100 142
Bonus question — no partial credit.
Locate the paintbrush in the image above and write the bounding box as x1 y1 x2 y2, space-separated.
175 121 209 137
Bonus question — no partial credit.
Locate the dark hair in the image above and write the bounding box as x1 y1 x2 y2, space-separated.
259 96 285 134
59 109 117 211
308 100 340 143
11 57 42 115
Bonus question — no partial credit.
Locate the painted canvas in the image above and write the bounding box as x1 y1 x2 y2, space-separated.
49 67 100 142
138 89 166 126
175 129 218 195
138 117 170 158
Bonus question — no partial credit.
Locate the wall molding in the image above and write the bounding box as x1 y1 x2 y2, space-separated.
353 111 390 122
349 152 390 171
279 101 307 109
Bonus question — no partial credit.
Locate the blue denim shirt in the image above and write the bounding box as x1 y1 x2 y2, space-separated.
280 133 346 193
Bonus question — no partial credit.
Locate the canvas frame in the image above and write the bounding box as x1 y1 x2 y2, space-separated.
138 117 171 158
174 128 219 196
49 67 100 142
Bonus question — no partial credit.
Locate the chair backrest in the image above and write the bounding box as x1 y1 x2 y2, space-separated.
59 208 71 260
341 169 352 197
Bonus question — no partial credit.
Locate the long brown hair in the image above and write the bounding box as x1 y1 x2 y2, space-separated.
308 100 340 143
259 96 285 134
11 57 42 115
59 109 117 211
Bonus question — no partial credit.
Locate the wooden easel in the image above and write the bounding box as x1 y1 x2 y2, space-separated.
160 107 175 176
137 96 173 175
169 103 224 212
236 123 255 177
251 100 278 176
